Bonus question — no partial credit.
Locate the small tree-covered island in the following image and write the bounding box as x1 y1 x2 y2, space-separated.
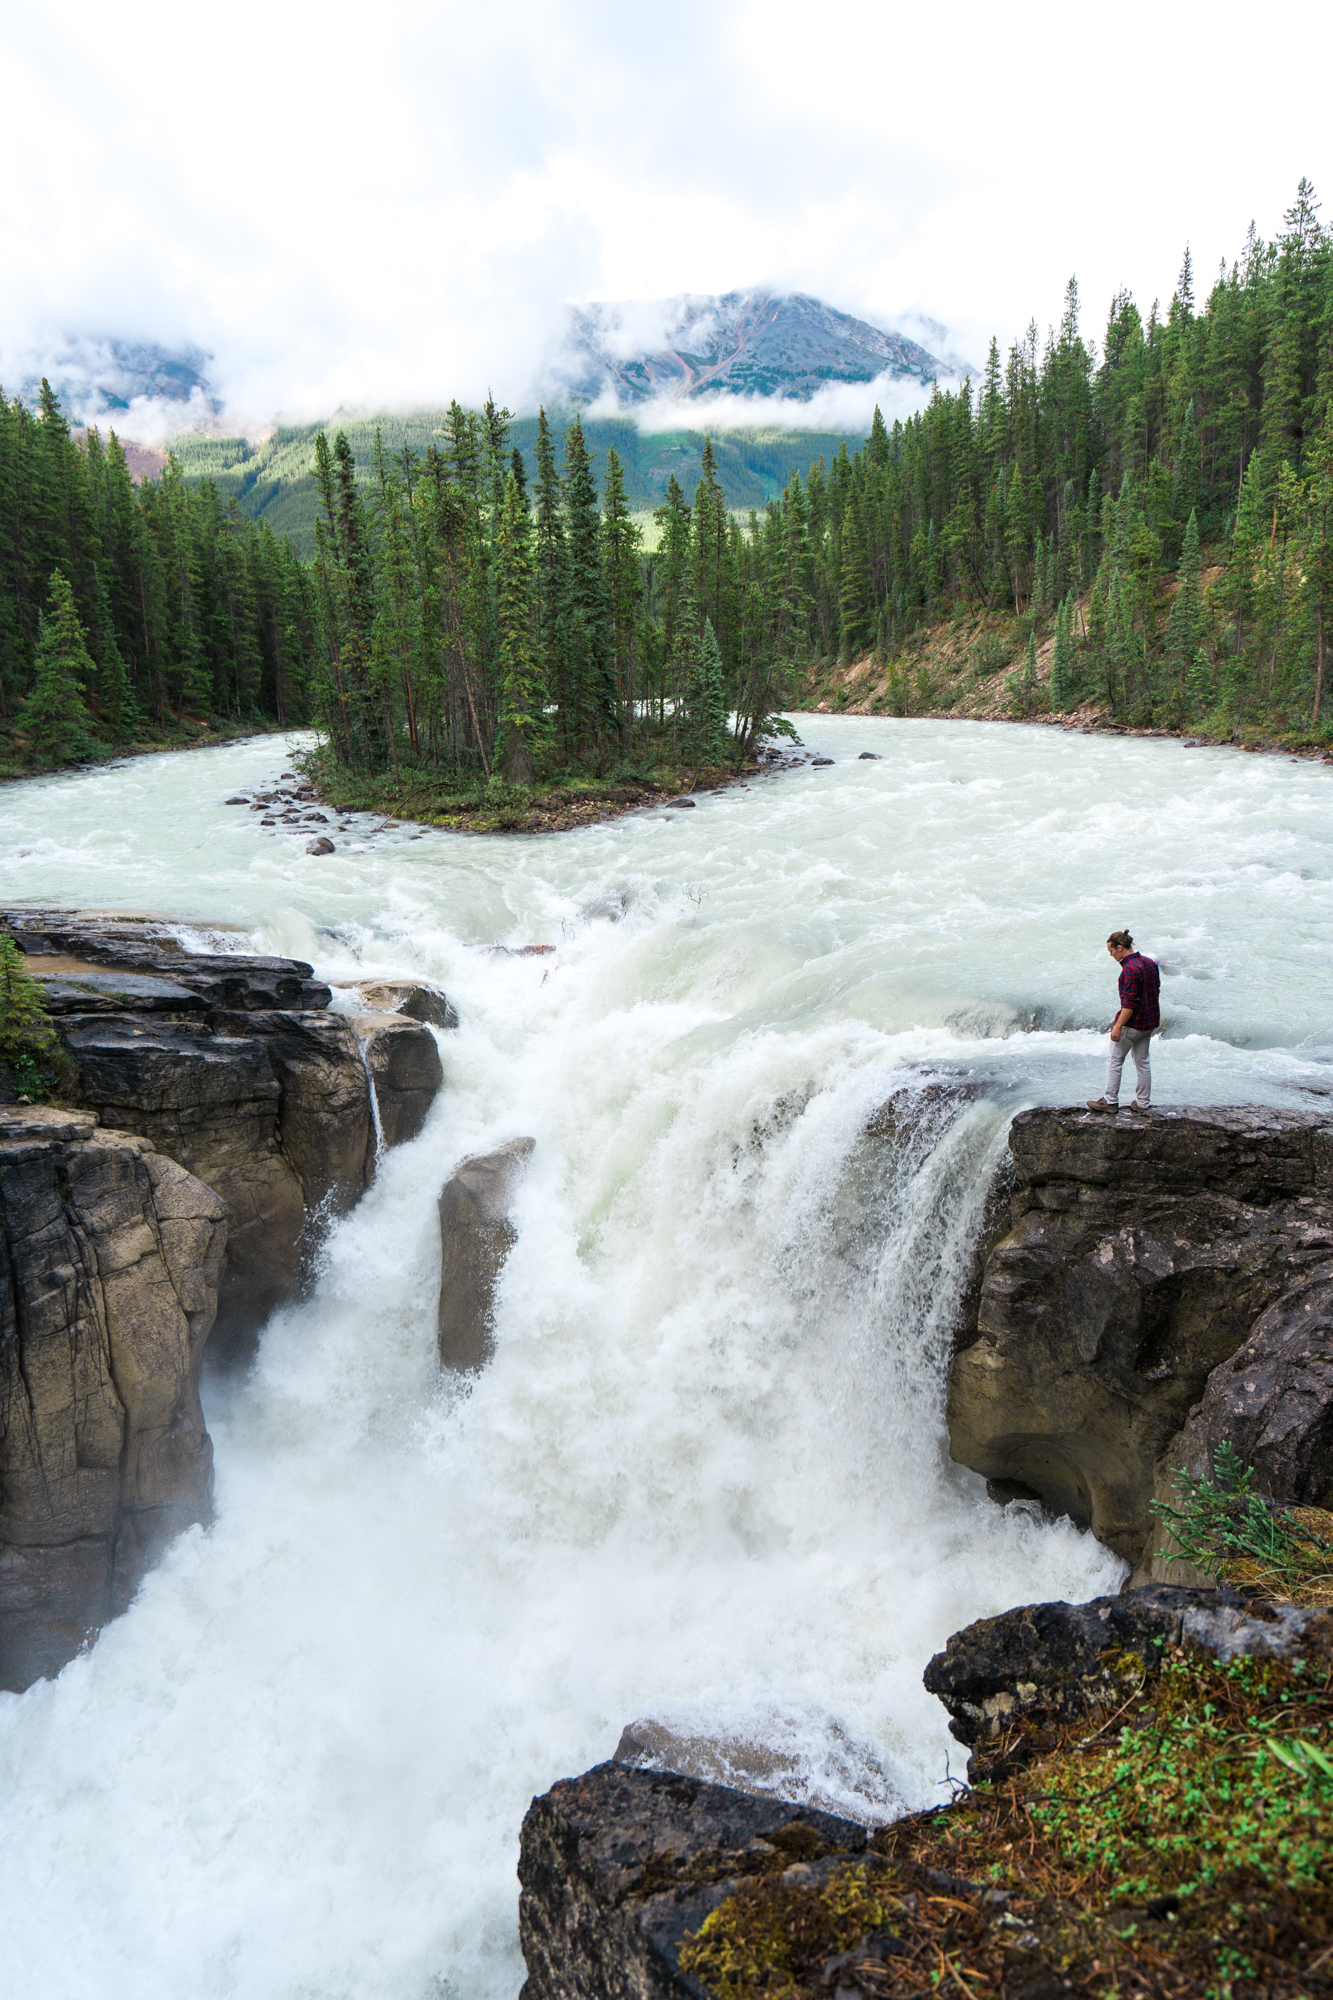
3 184 1333 813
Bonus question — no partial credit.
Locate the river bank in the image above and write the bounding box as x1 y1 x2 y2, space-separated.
796 595 1333 761
293 740 774 835
0 713 287 786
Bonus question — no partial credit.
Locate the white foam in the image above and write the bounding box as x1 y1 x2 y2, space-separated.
1 720 1329 1999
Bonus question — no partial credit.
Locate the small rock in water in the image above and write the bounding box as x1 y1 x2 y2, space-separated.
811 757 834 767
857 752 881 760
665 797 696 808
304 812 328 823
260 817 276 826
305 836 335 855
224 795 249 804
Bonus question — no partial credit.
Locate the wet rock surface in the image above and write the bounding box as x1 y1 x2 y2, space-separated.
1167 1261 1333 1507
923 1582 1333 1772
0 1105 226 1689
349 1010 445 1150
518 1762 867 2000
4 910 442 1351
438 1137 534 1370
947 1105 1333 1561
336 977 459 1031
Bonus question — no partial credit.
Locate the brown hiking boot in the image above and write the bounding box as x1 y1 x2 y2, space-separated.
1128 1102 1151 1115
1085 1099 1117 1111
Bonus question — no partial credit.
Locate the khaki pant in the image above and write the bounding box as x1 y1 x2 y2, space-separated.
1106 1026 1153 1106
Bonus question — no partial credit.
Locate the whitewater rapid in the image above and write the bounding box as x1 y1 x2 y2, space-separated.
2 719 1331 2000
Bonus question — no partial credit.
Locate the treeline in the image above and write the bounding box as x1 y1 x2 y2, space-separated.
318 180 1333 784
7 179 1331 778
0 382 318 761
791 179 1333 732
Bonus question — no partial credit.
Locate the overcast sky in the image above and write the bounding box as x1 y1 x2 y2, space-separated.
1 0 1329 432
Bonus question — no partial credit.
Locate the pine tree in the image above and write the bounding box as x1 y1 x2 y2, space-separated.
495 472 547 782
19 570 101 765
1165 510 1204 700
601 447 641 725
1050 595 1071 710
559 416 614 755
687 617 728 762
89 564 137 740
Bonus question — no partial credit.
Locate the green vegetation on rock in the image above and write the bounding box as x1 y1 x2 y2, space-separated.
0 935 69 1100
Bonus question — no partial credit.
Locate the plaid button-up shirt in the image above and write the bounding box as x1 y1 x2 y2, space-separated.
1118 953 1161 1032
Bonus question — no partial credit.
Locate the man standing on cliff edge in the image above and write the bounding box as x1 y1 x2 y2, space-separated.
1087 930 1160 1114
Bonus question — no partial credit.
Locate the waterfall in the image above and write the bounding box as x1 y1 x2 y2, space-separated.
1 723 1329 2000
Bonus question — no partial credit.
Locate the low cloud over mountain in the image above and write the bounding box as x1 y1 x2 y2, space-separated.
548 289 971 410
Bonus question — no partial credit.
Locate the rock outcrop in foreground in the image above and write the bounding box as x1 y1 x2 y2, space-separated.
0 1104 226 1690
522 1584 1333 1999
924 1582 1333 1773
519 1763 870 2000
947 1105 1333 1564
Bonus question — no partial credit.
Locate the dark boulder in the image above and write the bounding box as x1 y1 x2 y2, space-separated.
924 1583 1333 1771
518 1762 866 2000
305 837 335 855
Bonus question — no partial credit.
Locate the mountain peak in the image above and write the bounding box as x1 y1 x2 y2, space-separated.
552 289 961 405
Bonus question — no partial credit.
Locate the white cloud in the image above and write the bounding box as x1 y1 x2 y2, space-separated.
1 0 1328 437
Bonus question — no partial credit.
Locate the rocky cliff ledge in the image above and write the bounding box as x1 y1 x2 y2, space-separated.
947 1105 1333 1569
3 908 447 1351
1 908 449 1687
0 1103 226 1689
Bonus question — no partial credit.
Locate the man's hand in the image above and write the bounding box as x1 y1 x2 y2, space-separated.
1110 1023 1122 1042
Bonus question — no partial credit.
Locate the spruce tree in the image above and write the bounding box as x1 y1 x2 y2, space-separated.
1050 595 1071 710
688 617 728 762
495 472 547 782
1165 510 1204 701
18 570 101 766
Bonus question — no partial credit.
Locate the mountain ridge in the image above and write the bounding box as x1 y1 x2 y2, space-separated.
554 288 964 404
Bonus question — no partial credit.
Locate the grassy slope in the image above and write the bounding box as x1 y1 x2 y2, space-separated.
795 567 1333 754
172 414 866 559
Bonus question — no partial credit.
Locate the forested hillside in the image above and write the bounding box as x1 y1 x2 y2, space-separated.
172 416 867 559
0 381 317 769
803 181 1333 735
4 181 1330 786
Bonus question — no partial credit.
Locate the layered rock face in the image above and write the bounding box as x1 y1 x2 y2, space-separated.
4 910 446 1350
948 1106 1333 1563
0 1105 226 1690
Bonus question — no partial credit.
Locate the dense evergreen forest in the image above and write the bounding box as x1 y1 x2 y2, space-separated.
315 182 1333 790
4 180 1331 785
799 180 1333 733
0 380 317 769
171 417 866 559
